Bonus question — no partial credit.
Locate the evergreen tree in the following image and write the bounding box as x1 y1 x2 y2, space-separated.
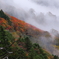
0 26 12 58
0 26 6 47
33 43 41 48
54 55 59 59
25 37 32 51
29 47 36 59
0 10 12 25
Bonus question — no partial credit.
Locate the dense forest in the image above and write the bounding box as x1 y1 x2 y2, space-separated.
0 10 59 59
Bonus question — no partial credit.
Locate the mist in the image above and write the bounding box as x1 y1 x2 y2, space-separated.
0 0 59 32
1 0 59 56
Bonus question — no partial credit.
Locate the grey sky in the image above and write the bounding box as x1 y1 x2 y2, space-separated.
1 0 59 31
1 0 59 56
1 0 59 16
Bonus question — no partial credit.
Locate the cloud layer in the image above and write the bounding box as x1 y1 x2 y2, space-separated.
0 0 59 31
1 0 59 56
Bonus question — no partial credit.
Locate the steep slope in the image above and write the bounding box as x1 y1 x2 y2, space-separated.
0 10 44 38
0 10 52 47
0 26 54 59
0 10 53 48
0 10 58 59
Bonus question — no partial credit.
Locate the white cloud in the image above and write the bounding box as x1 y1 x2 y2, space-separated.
0 0 59 32
1 0 59 56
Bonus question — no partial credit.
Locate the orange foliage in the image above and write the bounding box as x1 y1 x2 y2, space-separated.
6 25 12 30
0 18 7 25
26 53 28 56
11 16 43 32
0 15 44 38
0 18 8 28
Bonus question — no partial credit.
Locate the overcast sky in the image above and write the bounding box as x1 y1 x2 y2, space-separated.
1 0 59 56
1 0 59 31
12 0 59 16
2 0 59 16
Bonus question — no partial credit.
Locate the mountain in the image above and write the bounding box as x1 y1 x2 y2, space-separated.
0 10 59 59
0 10 52 47
0 10 46 41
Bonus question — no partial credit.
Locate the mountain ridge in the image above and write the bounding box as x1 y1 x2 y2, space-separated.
0 10 58 59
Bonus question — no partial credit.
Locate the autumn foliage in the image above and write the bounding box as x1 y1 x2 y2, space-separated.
0 10 57 59
0 12 44 38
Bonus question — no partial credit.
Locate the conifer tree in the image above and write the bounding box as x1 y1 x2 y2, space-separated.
25 37 32 51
